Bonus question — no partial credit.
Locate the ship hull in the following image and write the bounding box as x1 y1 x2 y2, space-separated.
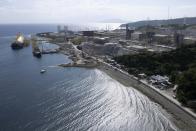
11 42 24 50
33 51 42 58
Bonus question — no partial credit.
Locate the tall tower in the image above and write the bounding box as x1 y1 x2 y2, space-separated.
64 26 68 32
183 17 187 25
126 24 134 40
174 31 184 48
57 25 61 33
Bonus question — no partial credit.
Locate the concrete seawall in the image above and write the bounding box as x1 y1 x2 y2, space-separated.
98 62 196 131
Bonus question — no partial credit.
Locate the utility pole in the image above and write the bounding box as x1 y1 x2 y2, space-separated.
168 6 170 25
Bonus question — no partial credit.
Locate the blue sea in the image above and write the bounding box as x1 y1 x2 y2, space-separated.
0 24 178 131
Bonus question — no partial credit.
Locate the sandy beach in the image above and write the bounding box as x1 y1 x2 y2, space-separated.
97 62 196 131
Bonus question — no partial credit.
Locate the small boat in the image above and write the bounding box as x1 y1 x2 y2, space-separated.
40 69 46 74
11 33 25 50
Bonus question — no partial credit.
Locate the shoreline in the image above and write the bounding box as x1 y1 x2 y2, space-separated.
97 62 196 131
37 34 196 130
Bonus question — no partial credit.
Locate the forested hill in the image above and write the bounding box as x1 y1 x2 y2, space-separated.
121 17 196 28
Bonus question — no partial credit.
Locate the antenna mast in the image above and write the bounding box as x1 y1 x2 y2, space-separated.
168 6 170 24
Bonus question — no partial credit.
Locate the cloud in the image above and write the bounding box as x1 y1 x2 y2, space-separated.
0 0 196 23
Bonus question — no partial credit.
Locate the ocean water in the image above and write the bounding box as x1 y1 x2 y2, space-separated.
0 23 122 37
0 24 57 37
0 24 178 131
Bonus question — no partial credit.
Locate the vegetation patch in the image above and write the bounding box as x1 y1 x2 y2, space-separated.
114 43 196 106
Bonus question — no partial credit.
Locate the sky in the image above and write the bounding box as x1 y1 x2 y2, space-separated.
0 0 196 24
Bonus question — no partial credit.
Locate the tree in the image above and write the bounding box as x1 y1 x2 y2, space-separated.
176 68 196 105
